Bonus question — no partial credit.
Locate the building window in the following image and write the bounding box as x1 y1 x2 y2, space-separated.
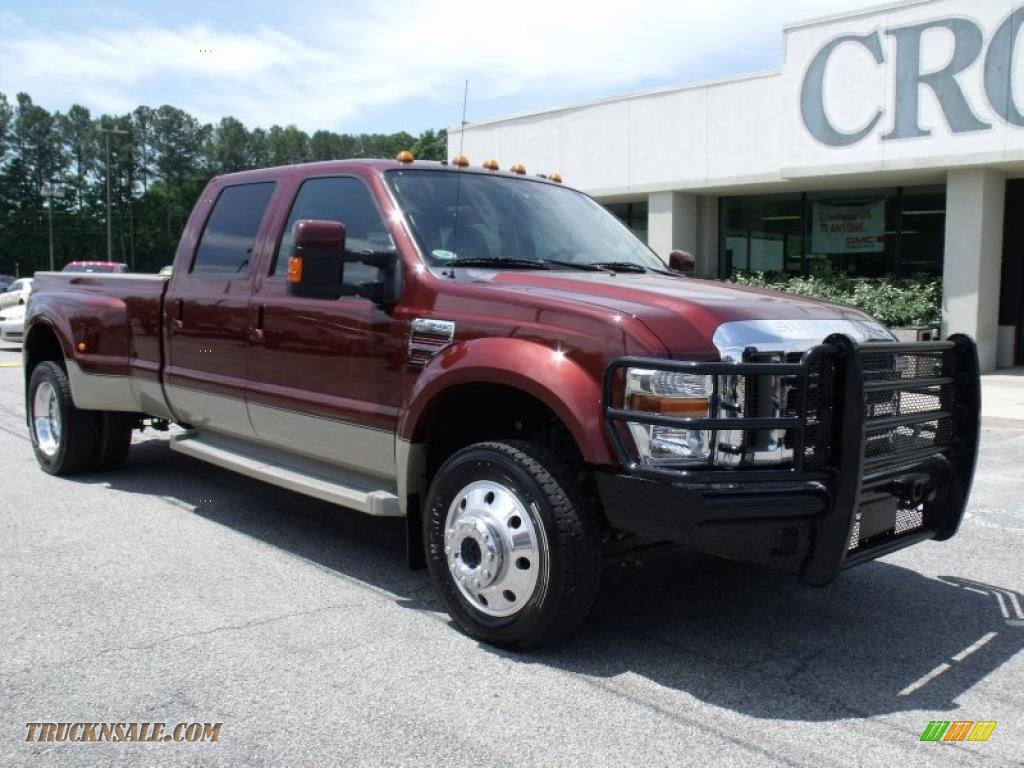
720 185 945 279
606 202 648 242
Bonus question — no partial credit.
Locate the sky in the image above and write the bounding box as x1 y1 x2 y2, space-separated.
0 0 873 135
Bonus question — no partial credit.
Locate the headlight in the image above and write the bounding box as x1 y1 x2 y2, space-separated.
624 368 712 465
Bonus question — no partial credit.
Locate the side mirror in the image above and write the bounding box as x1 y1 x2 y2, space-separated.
287 219 402 304
288 219 347 300
668 250 696 276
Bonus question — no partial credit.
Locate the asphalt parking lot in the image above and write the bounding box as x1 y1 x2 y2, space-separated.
0 342 1021 768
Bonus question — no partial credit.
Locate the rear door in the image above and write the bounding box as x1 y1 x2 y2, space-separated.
245 173 404 479
163 180 277 439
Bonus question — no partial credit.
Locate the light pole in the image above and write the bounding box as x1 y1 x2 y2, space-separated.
98 126 129 262
40 184 66 271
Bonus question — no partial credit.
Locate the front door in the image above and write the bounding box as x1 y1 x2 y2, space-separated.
164 180 277 439
245 174 404 479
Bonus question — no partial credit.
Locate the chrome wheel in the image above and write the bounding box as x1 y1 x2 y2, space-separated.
32 380 61 458
444 479 543 618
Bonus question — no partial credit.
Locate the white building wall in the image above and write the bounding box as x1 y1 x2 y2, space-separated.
943 168 1006 371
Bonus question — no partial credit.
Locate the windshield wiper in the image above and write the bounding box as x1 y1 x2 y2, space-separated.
590 261 648 273
446 257 550 269
540 259 603 271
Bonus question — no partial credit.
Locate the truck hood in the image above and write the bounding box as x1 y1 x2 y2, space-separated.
486 270 894 359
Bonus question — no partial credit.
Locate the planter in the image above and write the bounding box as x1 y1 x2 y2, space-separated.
891 326 939 343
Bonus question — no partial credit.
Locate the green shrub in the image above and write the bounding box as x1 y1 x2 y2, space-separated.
727 273 942 328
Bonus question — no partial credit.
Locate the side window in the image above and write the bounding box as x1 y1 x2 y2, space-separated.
271 176 392 279
191 182 276 276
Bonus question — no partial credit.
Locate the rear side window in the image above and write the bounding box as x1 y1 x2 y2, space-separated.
191 182 276 275
271 176 392 277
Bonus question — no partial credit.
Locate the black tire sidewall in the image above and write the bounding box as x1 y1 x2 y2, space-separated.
28 362 74 474
425 444 569 646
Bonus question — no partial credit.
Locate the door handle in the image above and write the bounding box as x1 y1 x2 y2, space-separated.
168 298 184 333
248 304 265 343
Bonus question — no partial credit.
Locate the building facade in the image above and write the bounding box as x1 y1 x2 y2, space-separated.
449 0 1024 371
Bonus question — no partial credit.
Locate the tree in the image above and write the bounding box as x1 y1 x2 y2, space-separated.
412 128 447 161
0 93 12 164
0 89 448 275
213 116 249 173
267 124 310 166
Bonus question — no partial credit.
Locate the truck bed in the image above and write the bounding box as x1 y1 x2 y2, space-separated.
28 272 171 417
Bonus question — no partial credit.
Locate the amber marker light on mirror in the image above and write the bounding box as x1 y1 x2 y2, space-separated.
396 150 414 163
482 158 499 171
452 155 470 167
76 341 86 352
287 256 303 284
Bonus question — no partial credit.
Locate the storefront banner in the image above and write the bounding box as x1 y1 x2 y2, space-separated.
811 201 885 253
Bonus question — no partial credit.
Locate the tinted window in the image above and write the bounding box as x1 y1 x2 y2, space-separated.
272 176 392 279
192 182 275 275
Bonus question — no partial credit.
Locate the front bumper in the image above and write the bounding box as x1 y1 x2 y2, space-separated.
599 334 980 585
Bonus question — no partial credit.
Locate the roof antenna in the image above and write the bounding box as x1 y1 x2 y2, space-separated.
448 79 469 278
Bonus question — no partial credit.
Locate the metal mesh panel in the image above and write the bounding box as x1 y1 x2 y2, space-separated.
864 418 955 459
861 350 950 381
859 348 958 464
848 500 925 551
800 357 835 471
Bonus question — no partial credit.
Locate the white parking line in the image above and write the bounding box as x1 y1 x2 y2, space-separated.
899 631 1000 696
951 631 998 662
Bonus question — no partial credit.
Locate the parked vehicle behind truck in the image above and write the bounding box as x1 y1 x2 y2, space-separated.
22 156 980 647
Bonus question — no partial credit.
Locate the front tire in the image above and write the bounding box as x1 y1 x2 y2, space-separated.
424 440 601 649
28 361 100 475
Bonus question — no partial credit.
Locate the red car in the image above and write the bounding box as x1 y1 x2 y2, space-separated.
22 157 980 648
62 261 128 274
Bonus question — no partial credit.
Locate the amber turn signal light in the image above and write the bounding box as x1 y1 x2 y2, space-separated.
627 393 709 417
287 256 303 284
395 150 414 163
482 158 499 171
510 163 526 174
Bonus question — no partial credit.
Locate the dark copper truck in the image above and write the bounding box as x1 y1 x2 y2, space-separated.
23 157 981 648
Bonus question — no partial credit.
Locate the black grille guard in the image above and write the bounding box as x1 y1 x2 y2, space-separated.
602 334 981 584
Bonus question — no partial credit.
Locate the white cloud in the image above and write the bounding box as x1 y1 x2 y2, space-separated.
0 0 869 130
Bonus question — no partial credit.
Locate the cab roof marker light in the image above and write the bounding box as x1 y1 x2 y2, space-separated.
482 158 500 171
452 155 470 167
510 163 526 175
395 150 414 163
549 172 563 183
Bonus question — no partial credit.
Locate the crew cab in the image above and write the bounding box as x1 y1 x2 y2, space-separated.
23 157 980 647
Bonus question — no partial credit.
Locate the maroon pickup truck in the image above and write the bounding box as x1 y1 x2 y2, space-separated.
23 157 980 647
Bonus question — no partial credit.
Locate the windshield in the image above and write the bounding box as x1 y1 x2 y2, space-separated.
386 169 664 270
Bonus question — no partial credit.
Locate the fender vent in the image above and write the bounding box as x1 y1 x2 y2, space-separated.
409 318 455 367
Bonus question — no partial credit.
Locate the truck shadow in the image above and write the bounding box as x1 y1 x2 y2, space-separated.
83 435 1022 723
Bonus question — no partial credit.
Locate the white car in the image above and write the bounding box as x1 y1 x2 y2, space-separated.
0 278 32 310
0 303 25 343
